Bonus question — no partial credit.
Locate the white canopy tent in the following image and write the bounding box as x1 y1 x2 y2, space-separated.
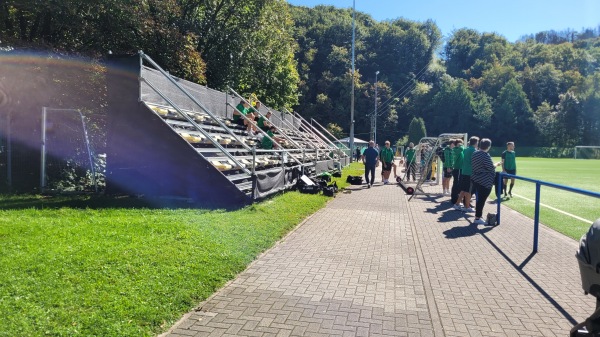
336 137 369 148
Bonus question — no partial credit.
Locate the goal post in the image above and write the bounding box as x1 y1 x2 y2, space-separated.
40 107 97 193
574 146 600 159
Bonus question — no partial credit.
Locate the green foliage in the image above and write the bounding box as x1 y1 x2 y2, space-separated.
289 5 441 144
1 0 598 147
492 78 534 142
326 122 345 139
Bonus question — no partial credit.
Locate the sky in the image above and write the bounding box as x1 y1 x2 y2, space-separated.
286 0 600 42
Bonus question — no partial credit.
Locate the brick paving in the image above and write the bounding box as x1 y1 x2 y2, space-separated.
162 168 595 337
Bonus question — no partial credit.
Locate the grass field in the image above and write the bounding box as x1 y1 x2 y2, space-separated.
0 163 363 337
490 158 600 240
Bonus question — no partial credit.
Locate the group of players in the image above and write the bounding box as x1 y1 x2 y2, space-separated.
405 137 517 224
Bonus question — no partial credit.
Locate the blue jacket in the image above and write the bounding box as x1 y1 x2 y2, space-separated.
363 147 379 166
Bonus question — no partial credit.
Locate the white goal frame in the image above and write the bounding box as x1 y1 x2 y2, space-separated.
574 146 600 159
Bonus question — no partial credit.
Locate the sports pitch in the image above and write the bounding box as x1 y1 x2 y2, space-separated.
491 157 600 240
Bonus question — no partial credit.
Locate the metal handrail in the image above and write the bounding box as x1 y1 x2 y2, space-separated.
281 108 323 151
139 52 252 174
227 88 306 151
309 118 348 159
232 92 308 151
141 79 251 175
296 113 335 151
225 103 304 167
311 118 350 153
496 173 600 253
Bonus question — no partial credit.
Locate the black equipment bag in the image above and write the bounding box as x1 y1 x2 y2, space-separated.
346 175 363 185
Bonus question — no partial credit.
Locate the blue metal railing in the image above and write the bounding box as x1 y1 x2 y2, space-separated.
496 173 600 253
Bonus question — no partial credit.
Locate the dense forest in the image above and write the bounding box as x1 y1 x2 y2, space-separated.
1 1 599 148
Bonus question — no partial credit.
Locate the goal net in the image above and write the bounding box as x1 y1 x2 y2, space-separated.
574 146 600 159
41 108 98 193
405 133 467 200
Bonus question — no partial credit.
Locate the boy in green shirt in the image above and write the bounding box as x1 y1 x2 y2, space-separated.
380 140 396 184
450 139 464 204
404 142 416 181
501 141 517 198
442 142 455 195
257 111 272 132
453 136 478 212
261 126 284 150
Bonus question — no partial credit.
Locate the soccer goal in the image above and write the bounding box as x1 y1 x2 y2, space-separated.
574 146 600 159
40 107 98 193
406 133 467 200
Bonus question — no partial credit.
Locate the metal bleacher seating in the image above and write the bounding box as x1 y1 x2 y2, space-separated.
104 52 350 207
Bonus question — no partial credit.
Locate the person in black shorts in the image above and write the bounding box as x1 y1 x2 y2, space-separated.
501 142 517 198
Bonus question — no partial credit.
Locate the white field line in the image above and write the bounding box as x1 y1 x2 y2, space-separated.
512 193 593 224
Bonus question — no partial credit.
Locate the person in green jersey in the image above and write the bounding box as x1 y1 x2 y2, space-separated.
450 139 464 204
442 141 455 195
380 140 396 184
453 136 478 212
501 141 517 198
257 111 272 132
261 126 284 150
404 142 416 181
233 100 257 133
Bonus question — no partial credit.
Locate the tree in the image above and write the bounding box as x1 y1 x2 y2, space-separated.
407 117 427 145
428 77 475 136
493 79 534 143
326 123 345 139
555 91 583 146
533 101 559 146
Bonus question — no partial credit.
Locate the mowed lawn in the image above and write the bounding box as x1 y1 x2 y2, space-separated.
0 163 363 337
491 157 600 240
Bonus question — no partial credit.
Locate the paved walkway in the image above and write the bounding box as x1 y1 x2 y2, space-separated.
162 170 595 337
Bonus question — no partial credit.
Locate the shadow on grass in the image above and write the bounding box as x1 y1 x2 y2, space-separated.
0 194 239 211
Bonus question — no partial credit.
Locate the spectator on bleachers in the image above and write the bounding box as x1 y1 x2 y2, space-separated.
249 101 261 122
261 126 284 150
257 111 273 132
233 100 257 132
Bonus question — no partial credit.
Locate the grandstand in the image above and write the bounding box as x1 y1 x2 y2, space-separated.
105 53 348 207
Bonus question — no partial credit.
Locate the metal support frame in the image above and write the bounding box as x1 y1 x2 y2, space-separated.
295 113 335 151
282 108 322 151
310 118 350 153
407 133 467 201
227 88 308 161
141 54 252 153
5 112 11 190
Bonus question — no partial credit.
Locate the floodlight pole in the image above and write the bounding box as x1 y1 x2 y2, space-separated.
349 0 356 162
374 70 379 144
